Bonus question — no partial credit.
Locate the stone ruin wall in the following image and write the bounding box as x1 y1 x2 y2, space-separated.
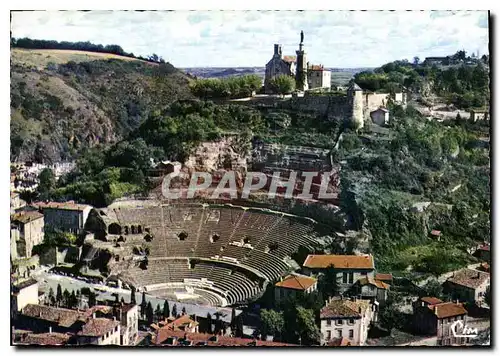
185 136 249 173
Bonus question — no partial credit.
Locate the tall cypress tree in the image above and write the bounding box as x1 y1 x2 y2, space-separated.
206 312 212 333
172 304 178 318
56 284 63 306
146 302 154 324
140 291 147 318
130 286 136 305
155 304 162 322
162 300 170 319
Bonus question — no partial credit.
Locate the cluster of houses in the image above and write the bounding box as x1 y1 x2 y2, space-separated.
271 251 490 346
10 182 490 347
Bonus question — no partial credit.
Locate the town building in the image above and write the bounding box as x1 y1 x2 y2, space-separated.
443 268 490 305
302 254 375 293
374 273 393 285
473 243 490 262
11 211 45 258
351 276 389 305
154 328 294 346
308 65 331 90
274 273 318 304
264 31 330 93
11 191 26 213
76 317 121 345
35 201 92 235
469 108 489 122
370 107 389 126
412 297 469 346
14 330 72 346
11 279 39 313
118 303 139 346
264 44 297 93
319 297 376 346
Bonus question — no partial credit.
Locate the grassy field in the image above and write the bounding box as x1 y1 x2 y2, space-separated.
11 48 154 69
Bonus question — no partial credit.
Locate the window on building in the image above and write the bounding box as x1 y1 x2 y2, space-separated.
326 331 331 340
343 273 348 283
348 319 354 325
327 320 332 326
337 330 342 338
349 272 354 284
335 319 343 326
349 329 354 339
361 272 367 276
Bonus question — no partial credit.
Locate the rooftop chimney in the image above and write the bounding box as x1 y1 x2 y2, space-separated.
92 312 96 319
49 327 52 334
274 44 282 58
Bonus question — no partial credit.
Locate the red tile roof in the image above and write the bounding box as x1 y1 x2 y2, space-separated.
478 245 490 251
320 298 370 319
22 332 71 345
303 254 374 269
309 64 325 71
283 55 297 63
428 302 467 319
479 263 490 273
155 329 295 346
11 211 44 224
22 304 86 328
78 318 119 337
162 314 199 331
358 277 389 290
375 273 393 282
420 297 443 305
447 269 490 289
275 274 317 291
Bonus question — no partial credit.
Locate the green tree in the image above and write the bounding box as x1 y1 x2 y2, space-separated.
146 301 154 324
295 307 321 345
413 56 420 65
130 286 136 305
419 279 444 299
38 168 56 199
70 290 78 308
269 75 296 95
56 284 63 306
172 304 178 318
63 289 71 308
230 308 237 331
260 309 285 341
88 291 97 307
162 300 170 319
484 285 491 307
140 291 147 318
206 312 212 333
182 306 186 315
318 264 339 299
155 304 162 322
48 287 55 306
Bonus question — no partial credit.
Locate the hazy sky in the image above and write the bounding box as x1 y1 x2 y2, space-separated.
11 10 489 68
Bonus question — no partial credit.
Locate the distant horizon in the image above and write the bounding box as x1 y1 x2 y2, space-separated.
11 10 489 68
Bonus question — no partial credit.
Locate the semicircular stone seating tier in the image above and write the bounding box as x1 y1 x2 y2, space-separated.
100 204 321 306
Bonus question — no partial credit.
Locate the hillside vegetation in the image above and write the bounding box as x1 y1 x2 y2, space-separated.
10 48 193 163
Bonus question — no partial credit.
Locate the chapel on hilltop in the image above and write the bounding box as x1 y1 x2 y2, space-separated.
264 31 331 93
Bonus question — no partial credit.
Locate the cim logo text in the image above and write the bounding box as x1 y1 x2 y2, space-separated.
451 320 478 339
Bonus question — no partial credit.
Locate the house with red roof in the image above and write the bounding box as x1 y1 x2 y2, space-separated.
320 296 376 346
443 268 490 305
274 273 317 303
303 254 375 293
412 297 470 346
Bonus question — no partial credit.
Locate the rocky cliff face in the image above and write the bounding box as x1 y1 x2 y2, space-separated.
10 50 193 163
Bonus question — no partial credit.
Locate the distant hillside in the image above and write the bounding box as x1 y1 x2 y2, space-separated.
182 67 371 86
10 48 194 163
